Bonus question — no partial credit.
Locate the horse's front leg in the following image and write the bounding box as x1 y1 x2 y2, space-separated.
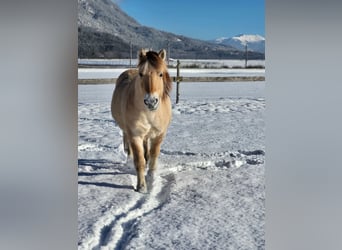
130 137 147 193
147 134 164 178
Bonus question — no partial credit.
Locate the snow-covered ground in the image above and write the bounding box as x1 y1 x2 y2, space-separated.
78 80 265 249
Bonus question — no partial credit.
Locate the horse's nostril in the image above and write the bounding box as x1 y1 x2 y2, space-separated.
144 95 159 110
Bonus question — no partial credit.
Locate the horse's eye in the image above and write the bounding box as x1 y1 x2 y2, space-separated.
159 73 163 77
139 72 143 77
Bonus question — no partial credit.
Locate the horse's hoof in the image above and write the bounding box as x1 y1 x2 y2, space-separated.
135 185 148 194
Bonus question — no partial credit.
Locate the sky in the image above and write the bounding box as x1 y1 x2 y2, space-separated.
115 0 264 40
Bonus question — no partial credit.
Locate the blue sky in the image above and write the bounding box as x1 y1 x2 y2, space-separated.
115 0 264 40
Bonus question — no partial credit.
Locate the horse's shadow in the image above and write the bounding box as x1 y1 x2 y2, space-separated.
78 172 127 177
78 181 133 190
78 158 125 169
78 158 135 191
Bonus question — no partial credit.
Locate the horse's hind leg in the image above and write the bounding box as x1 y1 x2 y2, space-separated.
123 133 132 157
143 138 150 163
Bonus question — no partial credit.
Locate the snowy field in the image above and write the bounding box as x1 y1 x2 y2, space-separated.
78 81 265 249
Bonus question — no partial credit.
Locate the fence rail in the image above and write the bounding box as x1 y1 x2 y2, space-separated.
78 76 265 85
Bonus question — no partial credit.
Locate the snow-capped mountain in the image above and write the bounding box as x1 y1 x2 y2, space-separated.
213 34 265 54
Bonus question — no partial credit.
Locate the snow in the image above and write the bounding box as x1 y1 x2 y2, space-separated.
214 34 265 45
213 34 265 53
232 34 265 43
215 37 229 43
78 79 265 249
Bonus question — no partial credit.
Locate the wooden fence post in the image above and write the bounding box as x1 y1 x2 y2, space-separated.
176 60 181 104
245 42 248 68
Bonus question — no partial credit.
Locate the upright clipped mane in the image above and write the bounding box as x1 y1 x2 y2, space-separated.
138 50 172 98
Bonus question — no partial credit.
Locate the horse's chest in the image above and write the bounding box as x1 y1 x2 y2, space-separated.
133 115 163 138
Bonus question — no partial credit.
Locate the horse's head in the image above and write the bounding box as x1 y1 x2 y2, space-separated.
137 49 172 111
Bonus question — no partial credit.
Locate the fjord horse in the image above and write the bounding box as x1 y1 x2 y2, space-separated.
111 49 172 193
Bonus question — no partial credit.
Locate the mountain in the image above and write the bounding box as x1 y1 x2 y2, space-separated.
213 34 265 54
78 0 265 59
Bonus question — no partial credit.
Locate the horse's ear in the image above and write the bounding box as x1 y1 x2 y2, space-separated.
158 49 167 61
138 49 147 61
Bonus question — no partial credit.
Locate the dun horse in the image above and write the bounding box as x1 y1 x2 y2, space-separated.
111 49 172 193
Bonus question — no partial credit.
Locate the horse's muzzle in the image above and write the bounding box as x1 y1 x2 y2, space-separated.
144 94 159 111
